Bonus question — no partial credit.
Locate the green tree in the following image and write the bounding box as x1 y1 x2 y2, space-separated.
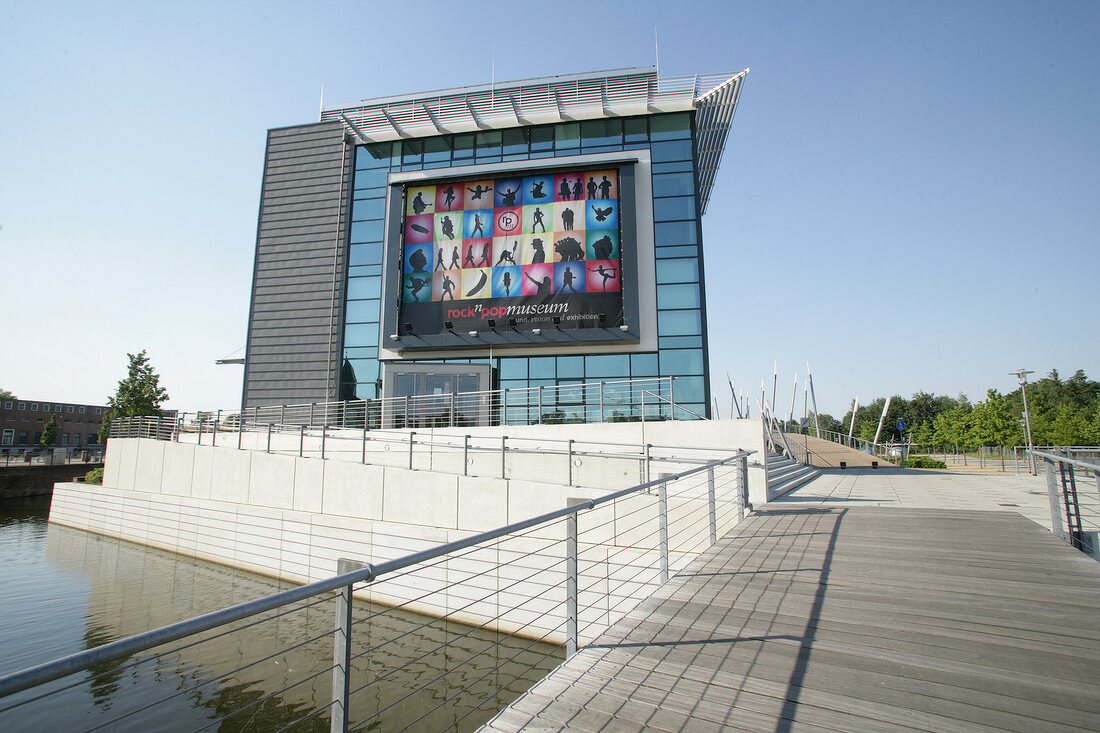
99 350 170 444
40 414 59 448
0 388 13 400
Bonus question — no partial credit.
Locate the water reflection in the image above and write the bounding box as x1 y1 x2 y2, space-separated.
0 500 561 731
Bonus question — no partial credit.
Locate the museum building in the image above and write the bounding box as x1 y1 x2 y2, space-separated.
242 67 746 420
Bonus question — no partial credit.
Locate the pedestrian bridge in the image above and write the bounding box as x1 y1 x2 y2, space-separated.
482 467 1100 732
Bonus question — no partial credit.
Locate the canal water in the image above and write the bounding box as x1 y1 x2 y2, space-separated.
0 497 562 731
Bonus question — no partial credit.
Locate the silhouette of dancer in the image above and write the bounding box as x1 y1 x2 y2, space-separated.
588 264 617 291
467 184 492 200
499 186 518 207
406 276 430 301
530 180 546 199
598 175 612 199
525 271 552 296
448 245 461 270
441 215 454 240
463 244 477 268
435 248 446 271
559 178 571 200
471 213 484 237
572 177 583 200
442 186 456 210
441 274 456 300
477 241 491 267
412 192 427 215
494 241 518 266
532 207 546 233
561 266 578 293
587 177 597 199
502 271 513 297
529 238 546 264
561 207 574 231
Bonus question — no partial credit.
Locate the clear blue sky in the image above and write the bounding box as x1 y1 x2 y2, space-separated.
2 0 1096 418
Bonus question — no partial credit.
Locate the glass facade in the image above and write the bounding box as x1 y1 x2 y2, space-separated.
341 112 709 418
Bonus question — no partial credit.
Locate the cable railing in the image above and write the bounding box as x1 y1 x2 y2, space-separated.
1031 450 1100 560
0 450 752 731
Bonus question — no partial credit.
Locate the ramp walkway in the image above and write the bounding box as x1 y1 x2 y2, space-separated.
783 433 886 468
481 471 1100 732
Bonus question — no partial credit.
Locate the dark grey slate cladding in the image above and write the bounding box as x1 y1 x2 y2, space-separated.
242 122 351 409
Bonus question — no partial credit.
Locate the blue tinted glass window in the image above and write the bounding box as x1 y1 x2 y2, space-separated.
652 172 695 197
630 352 658 376
659 349 704 376
452 134 474 160
346 276 381 300
344 323 378 347
423 136 451 164
657 310 701 336
654 196 696 221
345 358 379 381
654 221 697 245
351 198 385 221
657 284 701 309
357 143 394 169
348 264 382 277
400 139 423 166
655 245 699 259
649 113 691 141
656 258 698 284
499 357 527 380
348 242 382 266
650 140 693 162
584 354 629 379
476 131 502 157
529 357 556 379
557 356 584 378
556 123 580 150
345 299 379 324
354 168 387 190
502 129 527 156
652 161 694 174
353 186 386 201
350 221 383 243
530 126 554 151
658 335 703 349
555 379 585 404
624 117 647 142
672 377 705 404
343 346 378 359
581 119 622 148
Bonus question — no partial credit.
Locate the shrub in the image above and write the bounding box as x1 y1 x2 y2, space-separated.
85 468 104 485
901 456 947 469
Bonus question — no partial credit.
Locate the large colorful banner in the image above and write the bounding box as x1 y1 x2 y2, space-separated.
397 167 624 336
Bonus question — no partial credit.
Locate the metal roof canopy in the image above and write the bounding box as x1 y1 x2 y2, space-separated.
322 67 747 214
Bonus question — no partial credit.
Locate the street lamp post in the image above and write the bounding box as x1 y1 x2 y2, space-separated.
1010 369 1035 474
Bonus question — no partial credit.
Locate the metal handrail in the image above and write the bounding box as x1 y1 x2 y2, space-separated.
0 449 753 730
1030 450 1099 558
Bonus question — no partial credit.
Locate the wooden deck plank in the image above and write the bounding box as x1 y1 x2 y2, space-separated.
481 506 1100 732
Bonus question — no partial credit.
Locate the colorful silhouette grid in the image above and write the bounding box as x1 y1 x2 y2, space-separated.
401 169 621 302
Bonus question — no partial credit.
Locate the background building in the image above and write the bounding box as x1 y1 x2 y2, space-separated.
242 67 746 419
0 396 107 451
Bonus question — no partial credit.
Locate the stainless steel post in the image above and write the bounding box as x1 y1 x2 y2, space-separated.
707 467 716 545
197 418 203 446
309 402 315 427
538 385 543 423
565 499 582 658
645 443 652 483
641 388 646 423
463 435 470 476
266 423 272 453
409 431 415 470
280 404 285 425
1045 458 1066 542
503 388 509 425
214 410 221 446
331 559 363 733
599 382 604 423
362 426 367 464
568 439 574 486
321 425 327 460
658 480 669 583
450 391 455 427
501 435 507 478
299 425 305 458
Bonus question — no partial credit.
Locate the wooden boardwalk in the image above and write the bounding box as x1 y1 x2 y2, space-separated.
482 506 1100 732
